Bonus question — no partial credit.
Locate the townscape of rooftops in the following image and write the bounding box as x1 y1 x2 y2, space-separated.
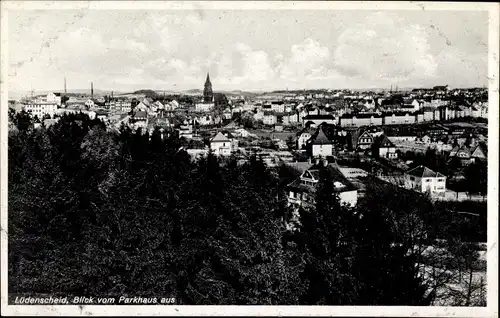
8 74 488 206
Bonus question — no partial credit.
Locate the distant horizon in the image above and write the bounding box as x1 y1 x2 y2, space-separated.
9 83 488 98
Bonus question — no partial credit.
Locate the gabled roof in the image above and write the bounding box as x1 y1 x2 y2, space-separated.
378 135 395 148
312 127 333 145
287 164 358 193
211 131 230 142
471 143 487 158
406 165 445 178
358 130 373 139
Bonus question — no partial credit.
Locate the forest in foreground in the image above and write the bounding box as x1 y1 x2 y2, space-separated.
8 112 486 306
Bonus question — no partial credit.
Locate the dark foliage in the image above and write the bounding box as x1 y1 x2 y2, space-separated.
8 114 450 305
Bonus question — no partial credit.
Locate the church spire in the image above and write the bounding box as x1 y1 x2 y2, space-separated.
203 72 213 103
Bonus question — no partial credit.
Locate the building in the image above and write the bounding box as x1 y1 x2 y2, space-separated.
375 135 398 159
46 92 62 105
470 143 487 163
297 127 316 150
263 112 277 125
357 130 374 150
196 73 215 112
311 127 333 158
210 132 233 156
23 102 57 118
339 113 383 127
271 101 285 113
382 112 416 125
404 165 446 195
302 114 336 128
178 121 193 139
203 72 214 103
286 162 358 207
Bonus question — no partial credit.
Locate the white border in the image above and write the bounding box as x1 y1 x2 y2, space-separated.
1 1 498 316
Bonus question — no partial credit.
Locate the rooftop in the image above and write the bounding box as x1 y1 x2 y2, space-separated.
211 131 231 142
405 165 446 178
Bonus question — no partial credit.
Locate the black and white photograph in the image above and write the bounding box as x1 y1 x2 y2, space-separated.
1 1 498 316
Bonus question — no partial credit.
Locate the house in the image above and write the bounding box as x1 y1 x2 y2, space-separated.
23 102 57 119
311 127 334 158
470 143 487 163
448 145 472 166
178 121 193 139
271 101 285 113
85 99 95 108
222 108 232 120
263 112 277 125
134 101 149 112
286 162 358 207
375 135 398 159
46 92 62 105
404 165 446 195
133 110 148 122
422 107 436 122
210 132 235 156
296 127 316 150
195 102 215 112
357 130 374 150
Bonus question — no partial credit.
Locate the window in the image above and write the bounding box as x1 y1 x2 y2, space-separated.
438 178 444 182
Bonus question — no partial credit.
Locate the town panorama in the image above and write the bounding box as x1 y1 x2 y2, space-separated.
6 6 492 311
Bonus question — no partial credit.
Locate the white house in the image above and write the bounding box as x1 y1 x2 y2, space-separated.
404 165 446 195
297 128 315 150
85 99 96 108
23 102 57 119
311 127 333 158
263 112 277 125
286 162 358 207
376 135 398 159
210 132 233 156
46 92 62 106
195 102 215 112
271 102 285 113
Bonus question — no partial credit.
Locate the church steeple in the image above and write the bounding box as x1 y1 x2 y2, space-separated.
203 72 213 103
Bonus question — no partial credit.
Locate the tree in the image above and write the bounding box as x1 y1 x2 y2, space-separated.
464 161 487 196
297 164 358 305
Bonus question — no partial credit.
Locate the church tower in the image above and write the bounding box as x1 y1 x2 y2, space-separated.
203 72 213 103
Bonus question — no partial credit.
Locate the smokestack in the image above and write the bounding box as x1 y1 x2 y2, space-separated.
64 77 67 94
91 82 94 97
111 91 114 98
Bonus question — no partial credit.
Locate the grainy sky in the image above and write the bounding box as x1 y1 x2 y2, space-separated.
8 9 488 92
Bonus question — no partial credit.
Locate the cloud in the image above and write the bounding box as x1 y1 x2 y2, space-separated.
278 38 331 80
8 10 487 92
333 12 438 84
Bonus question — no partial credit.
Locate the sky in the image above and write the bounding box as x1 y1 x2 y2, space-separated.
8 9 488 93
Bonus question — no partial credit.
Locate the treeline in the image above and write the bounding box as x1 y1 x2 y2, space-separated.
8 114 485 305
